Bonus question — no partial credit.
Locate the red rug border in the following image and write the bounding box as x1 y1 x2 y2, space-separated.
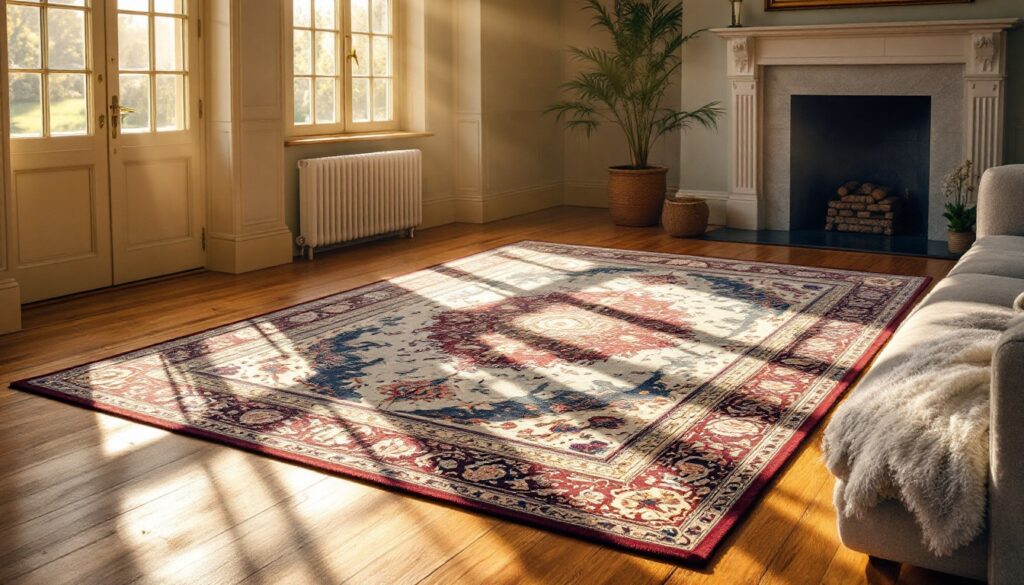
8 242 933 565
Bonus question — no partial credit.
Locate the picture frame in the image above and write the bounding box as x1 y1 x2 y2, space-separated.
766 0 973 10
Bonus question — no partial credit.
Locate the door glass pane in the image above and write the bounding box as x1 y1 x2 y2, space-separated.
293 30 311 75
155 74 185 131
372 78 390 122
153 0 185 14
118 0 149 11
371 0 389 34
118 14 150 71
294 77 312 125
313 0 335 29
350 0 369 33
293 0 311 27
47 8 86 70
120 74 151 132
315 77 335 124
9 72 43 138
352 77 370 123
7 4 42 69
350 34 369 76
371 35 389 76
315 31 336 76
48 73 88 135
154 16 185 71
51 0 88 6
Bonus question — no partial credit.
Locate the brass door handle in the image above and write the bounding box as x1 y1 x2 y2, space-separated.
110 95 121 138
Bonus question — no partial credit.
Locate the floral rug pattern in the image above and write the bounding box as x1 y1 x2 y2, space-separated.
13 242 928 561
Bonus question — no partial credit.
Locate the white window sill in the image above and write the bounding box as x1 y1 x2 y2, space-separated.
285 131 434 147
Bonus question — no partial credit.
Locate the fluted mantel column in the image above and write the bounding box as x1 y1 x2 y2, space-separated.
725 36 761 229
965 31 1009 186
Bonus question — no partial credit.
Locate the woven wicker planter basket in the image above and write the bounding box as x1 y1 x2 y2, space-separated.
607 166 668 227
662 197 710 238
947 231 976 255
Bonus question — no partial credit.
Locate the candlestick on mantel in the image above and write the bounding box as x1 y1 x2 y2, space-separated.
730 0 743 28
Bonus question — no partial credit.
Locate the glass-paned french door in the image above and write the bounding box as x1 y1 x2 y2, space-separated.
5 0 203 303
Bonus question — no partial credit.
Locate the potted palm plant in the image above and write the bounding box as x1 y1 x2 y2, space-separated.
549 0 722 227
942 160 978 255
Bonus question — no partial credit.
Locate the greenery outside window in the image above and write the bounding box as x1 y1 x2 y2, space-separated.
7 0 92 139
286 0 398 137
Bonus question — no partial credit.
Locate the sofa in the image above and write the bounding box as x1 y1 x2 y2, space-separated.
829 164 1024 583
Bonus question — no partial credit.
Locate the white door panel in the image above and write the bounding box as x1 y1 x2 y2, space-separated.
7 0 112 302
107 0 203 285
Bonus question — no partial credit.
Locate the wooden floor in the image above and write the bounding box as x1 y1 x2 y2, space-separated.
0 207 977 585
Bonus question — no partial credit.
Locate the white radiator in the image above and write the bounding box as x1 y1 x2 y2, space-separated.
297 149 422 258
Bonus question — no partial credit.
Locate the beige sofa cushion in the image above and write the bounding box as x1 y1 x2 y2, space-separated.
949 236 1024 280
834 481 988 580
914 273 1024 310
851 273 1023 395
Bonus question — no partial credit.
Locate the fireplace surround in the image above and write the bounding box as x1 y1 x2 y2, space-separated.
703 19 1019 249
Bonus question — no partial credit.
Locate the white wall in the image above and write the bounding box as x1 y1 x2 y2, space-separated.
479 0 564 217
561 0 684 208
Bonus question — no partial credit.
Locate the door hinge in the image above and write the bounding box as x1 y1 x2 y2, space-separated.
198 99 204 119
201 228 207 251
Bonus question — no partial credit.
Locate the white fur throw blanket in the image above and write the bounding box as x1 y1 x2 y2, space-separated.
823 309 1021 557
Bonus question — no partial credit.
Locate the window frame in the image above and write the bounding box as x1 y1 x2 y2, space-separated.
6 0 95 140
284 0 401 138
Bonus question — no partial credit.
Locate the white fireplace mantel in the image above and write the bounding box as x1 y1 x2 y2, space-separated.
710 18 1020 230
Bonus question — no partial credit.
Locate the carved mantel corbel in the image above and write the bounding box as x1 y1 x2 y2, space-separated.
968 31 1008 79
728 37 755 79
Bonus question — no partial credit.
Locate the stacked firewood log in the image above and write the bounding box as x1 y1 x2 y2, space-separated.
825 181 901 236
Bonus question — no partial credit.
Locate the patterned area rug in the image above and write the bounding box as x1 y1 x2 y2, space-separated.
13 242 928 562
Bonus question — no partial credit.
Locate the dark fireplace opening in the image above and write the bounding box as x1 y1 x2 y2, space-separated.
790 95 931 238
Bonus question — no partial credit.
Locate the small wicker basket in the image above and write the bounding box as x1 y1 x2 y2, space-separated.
947 231 976 255
662 197 710 238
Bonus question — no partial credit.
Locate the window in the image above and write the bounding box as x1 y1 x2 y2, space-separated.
115 0 189 134
6 0 91 138
287 0 397 136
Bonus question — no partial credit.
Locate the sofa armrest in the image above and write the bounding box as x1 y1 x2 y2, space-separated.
977 165 1024 237
988 318 1024 585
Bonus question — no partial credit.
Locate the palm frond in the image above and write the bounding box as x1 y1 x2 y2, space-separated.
547 0 721 168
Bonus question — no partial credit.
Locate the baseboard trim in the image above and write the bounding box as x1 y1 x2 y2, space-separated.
568 180 683 209
207 228 294 274
675 189 730 226
0 278 22 334
422 197 456 229
482 183 563 223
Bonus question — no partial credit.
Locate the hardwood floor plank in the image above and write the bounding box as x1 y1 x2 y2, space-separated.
757 463 841 585
820 547 901 585
5 447 327 585
0 207 965 585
